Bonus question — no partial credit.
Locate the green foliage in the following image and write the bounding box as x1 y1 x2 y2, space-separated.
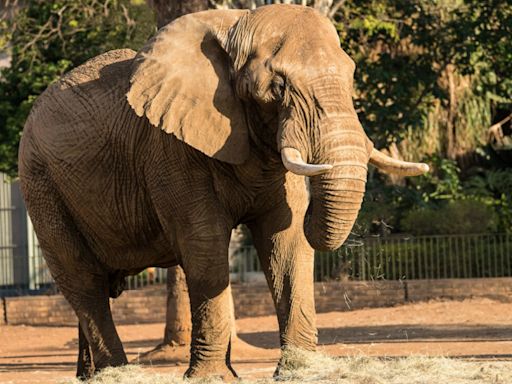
453 0 512 102
336 0 511 155
359 155 512 234
463 169 512 232
1 0 510 235
336 0 450 147
409 155 463 202
401 199 497 235
0 0 155 176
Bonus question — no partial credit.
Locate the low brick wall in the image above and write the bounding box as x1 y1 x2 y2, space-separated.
2 278 511 326
315 280 405 312
233 284 274 317
407 278 512 302
5 294 75 325
4 288 169 326
111 288 167 324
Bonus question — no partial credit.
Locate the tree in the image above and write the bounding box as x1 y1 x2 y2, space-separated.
0 0 155 176
147 0 209 28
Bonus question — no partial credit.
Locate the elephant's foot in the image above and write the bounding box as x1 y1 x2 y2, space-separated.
76 356 95 381
135 337 274 366
184 360 238 381
76 366 95 381
273 346 319 379
76 325 95 380
134 342 189 365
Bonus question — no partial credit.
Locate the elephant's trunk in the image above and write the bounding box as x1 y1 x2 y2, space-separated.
304 119 368 251
305 167 366 252
280 115 369 251
279 91 429 251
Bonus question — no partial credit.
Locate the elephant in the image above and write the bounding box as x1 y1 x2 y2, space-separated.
18 4 428 380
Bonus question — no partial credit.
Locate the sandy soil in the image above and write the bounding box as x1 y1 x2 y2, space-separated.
1 298 512 383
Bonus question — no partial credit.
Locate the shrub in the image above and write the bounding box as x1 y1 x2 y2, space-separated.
401 199 497 235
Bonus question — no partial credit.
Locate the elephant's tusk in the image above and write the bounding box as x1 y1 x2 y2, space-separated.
369 148 429 176
281 147 333 176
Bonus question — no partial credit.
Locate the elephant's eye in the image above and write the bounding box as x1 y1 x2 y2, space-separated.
271 76 286 100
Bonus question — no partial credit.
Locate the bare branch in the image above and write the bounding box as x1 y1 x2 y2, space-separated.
328 0 346 19
313 0 333 16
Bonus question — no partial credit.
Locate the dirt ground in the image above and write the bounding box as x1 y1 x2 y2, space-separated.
1 298 512 383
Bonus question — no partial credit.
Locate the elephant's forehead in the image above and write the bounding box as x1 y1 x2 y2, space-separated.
249 6 350 71
249 5 339 47
269 39 355 84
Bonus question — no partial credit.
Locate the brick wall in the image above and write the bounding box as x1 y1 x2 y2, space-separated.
407 278 512 302
3 288 169 326
4 295 75 325
315 280 405 312
233 284 274 317
111 288 166 324
2 278 511 326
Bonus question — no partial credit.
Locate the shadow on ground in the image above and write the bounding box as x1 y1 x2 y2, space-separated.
0 361 75 372
238 324 512 349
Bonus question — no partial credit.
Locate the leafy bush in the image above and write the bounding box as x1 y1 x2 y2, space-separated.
463 169 512 232
401 199 497 235
0 0 155 176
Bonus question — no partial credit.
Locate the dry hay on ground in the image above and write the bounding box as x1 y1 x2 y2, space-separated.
64 348 512 384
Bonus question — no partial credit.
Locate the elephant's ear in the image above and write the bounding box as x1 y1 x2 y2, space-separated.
127 10 250 164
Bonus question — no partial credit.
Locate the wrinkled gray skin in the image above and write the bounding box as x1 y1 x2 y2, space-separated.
18 5 427 380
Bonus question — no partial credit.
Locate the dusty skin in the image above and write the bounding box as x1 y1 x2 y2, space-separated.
1 298 512 383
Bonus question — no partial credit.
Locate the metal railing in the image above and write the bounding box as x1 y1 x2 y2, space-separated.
315 233 512 281
125 267 167 290
220 234 512 282
0 172 15 287
1 171 512 296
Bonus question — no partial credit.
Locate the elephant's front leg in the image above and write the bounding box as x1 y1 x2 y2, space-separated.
179 225 236 379
249 175 317 353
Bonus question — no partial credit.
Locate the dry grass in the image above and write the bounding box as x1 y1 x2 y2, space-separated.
63 348 512 384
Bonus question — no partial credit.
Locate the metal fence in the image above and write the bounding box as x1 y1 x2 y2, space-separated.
222 234 512 282
0 173 15 287
124 246 263 289
315 234 512 281
1 173 512 295
3 231 512 295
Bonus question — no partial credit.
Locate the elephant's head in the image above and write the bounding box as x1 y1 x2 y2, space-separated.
127 4 428 251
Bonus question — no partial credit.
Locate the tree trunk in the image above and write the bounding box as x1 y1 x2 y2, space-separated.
146 0 209 29
163 266 192 346
446 64 457 160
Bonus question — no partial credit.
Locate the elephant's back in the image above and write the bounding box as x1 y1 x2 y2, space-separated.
59 49 136 88
22 49 137 159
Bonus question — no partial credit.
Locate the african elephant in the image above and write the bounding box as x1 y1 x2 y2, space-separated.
18 4 428 380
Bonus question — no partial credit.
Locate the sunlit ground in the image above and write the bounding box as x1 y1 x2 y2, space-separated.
2 299 512 384
64 349 512 384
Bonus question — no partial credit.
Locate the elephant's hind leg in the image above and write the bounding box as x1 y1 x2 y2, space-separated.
77 322 94 379
20 172 127 376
